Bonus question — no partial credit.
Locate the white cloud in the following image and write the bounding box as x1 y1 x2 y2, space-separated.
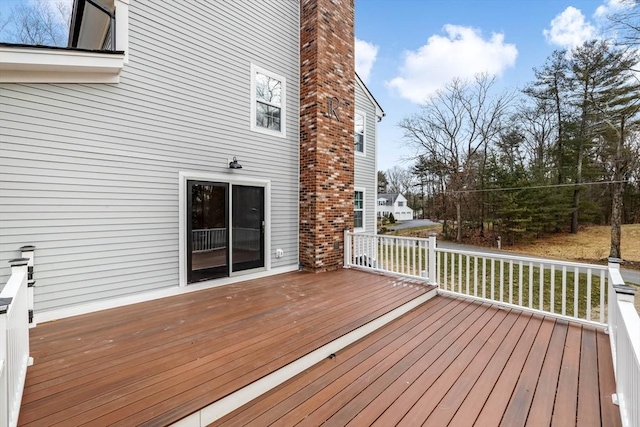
594 0 635 19
544 6 597 49
355 38 378 84
387 25 517 104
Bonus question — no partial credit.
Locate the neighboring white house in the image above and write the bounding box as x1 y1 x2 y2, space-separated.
0 0 383 320
377 193 414 221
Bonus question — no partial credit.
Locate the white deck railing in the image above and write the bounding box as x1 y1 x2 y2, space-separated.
0 258 33 427
608 260 639 427
436 247 608 325
192 228 226 252
344 231 607 325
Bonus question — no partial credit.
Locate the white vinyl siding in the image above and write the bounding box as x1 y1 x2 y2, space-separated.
354 80 378 233
0 1 300 312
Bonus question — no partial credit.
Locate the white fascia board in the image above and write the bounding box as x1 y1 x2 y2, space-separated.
0 46 125 83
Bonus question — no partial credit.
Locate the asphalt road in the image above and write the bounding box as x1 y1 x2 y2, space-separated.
386 219 439 230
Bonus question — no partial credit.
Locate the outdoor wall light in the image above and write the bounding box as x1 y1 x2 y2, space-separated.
228 157 243 169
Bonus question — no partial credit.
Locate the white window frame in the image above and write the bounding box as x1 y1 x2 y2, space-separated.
354 188 365 232
250 63 287 138
178 171 272 288
0 0 129 83
354 110 366 156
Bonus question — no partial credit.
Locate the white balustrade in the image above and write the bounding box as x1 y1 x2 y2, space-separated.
0 258 33 427
607 259 639 427
191 228 227 252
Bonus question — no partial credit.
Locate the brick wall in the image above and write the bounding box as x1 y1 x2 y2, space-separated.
299 0 355 271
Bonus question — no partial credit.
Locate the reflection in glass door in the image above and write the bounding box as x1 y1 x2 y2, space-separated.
232 186 265 272
187 181 228 283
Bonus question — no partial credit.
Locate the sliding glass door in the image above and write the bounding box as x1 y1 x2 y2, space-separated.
186 181 264 284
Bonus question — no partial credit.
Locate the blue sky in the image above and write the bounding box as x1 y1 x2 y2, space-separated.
354 0 637 172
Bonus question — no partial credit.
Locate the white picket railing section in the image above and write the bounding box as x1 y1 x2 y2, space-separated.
192 228 226 252
608 262 639 427
0 259 32 427
344 231 607 325
436 248 608 325
344 231 437 282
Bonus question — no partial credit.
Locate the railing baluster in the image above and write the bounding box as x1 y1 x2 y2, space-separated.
519 261 523 307
499 259 504 302
574 267 579 318
490 258 495 300
473 256 478 297
599 269 605 324
444 252 448 291
586 268 592 321
465 255 470 295
539 263 544 311
418 240 423 277
562 266 567 316
508 260 513 304
550 265 555 314
528 262 534 309
482 258 487 299
458 253 462 294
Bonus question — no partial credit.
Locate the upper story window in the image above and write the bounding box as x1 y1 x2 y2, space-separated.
398 201 404 207
251 64 286 138
354 111 365 155
354 190 364 230
0 0 128 83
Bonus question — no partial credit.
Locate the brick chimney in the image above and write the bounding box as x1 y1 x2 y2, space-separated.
299 0 355 271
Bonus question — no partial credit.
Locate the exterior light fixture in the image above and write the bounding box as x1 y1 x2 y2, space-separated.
229 157 243 169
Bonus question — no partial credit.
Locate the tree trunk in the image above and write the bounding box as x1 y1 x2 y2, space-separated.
610 120 625 259
610 182 623 259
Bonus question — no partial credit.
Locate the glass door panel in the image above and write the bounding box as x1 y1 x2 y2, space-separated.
187 181 228 283
232 185 265 272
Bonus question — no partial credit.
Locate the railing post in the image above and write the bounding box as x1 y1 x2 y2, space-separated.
428 233 437 285
343 229 351 268
19 246 35 328
0 296 8 426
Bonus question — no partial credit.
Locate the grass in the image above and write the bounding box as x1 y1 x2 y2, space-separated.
505 224 640 265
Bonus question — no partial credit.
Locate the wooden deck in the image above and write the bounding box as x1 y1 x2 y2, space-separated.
214 294 622 427
18 269 431 426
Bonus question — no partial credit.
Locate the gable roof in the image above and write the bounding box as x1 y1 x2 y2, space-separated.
355 72 385 121
377 193 400 204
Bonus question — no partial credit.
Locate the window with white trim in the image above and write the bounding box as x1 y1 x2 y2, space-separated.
354 111 365 154
354 190 364 230
398 201 404 207
251 64 286 137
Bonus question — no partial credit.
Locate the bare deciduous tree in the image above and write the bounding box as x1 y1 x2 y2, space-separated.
399 74 514 241
0 0 71 47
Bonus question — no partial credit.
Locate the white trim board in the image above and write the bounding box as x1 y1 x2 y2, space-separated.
171 285 437 426
34 264 298 324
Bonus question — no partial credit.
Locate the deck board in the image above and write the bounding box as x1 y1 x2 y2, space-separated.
19 269 431 426
214 295 621 427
